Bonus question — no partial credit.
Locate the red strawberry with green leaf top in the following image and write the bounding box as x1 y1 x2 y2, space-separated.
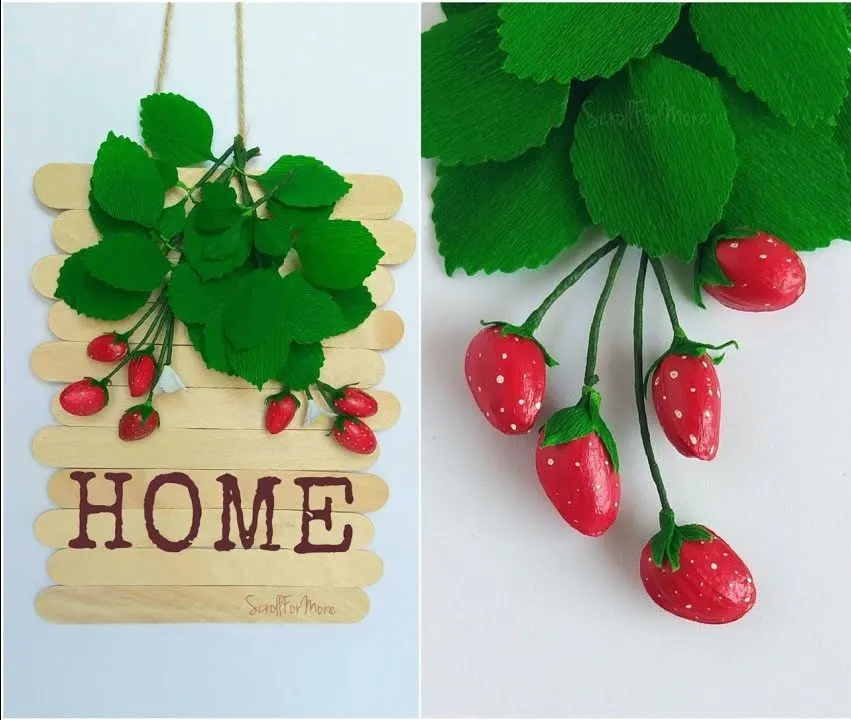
332 417 377 455
87 332 128 363
128 351 157 397
334 388 378 418
265 392 299 434
641 509 756 624
699 231 805 312
118 403 160 442
465 324 554 435
59 378 109 416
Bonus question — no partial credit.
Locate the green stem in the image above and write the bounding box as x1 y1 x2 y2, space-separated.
101 303 168 382
147 311 175 401
634 253 671 512
648 257 681 335
189 144 236 191
232 135 254 206
521 238 623 334
248 169 294 209
120 294 163 338
583 244 626 388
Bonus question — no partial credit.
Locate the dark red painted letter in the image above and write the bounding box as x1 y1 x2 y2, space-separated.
293 476 354 554
68 471 132 549
214 474 281 551
143 472 202 552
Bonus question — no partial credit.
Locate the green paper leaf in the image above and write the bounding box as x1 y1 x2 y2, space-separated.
167 263 246 325
223 269 288 350
55 249 149 321
183 210 252 279
257 156 351 208
422 5 570 165
295 219 384 290
571 53 737 261
201 183 238 209
441 3 487 18
720 83 851 251
253 216 294 258
276 342 325 391
140 93 215 165
88 189 149 240
834 78 851 183
91 132 164 228
200 309 235 375
81 232 170 292
541 405 595 448
201 221 248 260
331 285 376 333
268 200 333 234
155 160 178 190
432 122 588 275
157 200 187 239
498 3 680 84
227 326 291 389
280 272 347 344
691 4 850 127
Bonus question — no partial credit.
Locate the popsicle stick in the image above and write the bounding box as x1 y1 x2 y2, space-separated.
50 210 415 266
36 585 370 623
32 254 396 307
34 164 403 219
46 303 404 351
51 387 400 431
48 469 389 512
31 342 385 389
35 507 372 550
47 548 383 587
33 427 379 471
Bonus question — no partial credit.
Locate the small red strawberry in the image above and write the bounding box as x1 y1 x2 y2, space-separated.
640 509 756 624
332 417 377 455
465 324 552 435
59 377 109 416
86 332 128 362
265 392 299 434
118 403 160 442
702 231 806 312
128 351 157 397
334 388 378 418
652 352 721 460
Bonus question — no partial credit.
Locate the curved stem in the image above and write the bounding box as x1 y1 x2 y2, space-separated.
634 253 671 512
648 257 681 335
121 294 163 338
189 144 236 191
521 238 623 333
583 244 626 387
101 303 169 382
147 311 175 401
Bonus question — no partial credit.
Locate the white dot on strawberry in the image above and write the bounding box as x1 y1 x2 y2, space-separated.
547 458 554 466
759 254 767 259
669 370 678 379
689 434 698 444
730 243 738 248
496 375 504 384
501 353 507 359
510 423 517 430
674 409 682 418
518 399 524 405
710 563 718 570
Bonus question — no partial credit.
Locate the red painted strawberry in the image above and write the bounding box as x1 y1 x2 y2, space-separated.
465 325 549 435
334 388 378 418
59 378 109 416
86 332 128 362
265 392 299 434
128 351 157 397
652 353 720 460
332 418 377 455
640 509 756 624
118 403 160 442
703 232 806 312
536 431 621 536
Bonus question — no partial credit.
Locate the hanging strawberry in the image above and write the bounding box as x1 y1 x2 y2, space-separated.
86 332 129 363
59 378 109 417
332 417 377 455
127 351 157 398
118 403 160 442
333 387 378 418
265 391 299 434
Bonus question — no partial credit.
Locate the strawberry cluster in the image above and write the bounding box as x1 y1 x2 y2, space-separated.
464 231 806 624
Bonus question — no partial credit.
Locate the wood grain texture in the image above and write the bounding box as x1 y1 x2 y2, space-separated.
50 210 416 265
48 469 389 512
31 342 385 389
46 303 404 351
51 387 400 431
47 548 383 586
33 427 379 470
31 254 396 307
36 585 370 623
35 508 373 549
34 164 403 219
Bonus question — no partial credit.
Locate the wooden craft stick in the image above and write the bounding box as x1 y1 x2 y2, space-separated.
51 387 400 431
46 303 404 351
31 255 396 307
50 210 416 266
47 548 384 587
33 427 379 471
31 342 385 389
34 164 403 219
48 469 389 512
36 585 370 623
35 508 373 550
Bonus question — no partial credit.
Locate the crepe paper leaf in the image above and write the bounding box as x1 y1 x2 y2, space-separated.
422 5 570 166
55 249 149 321
140 93 215 165
222 269 290 350
432 121 588 275
690 4 850 127
280 272 348 344
227 326 291 390
268 200 333 235
167 263 247 325
835 79 851 183
720 83 851 252
155 160 179 191
88 188 149 240
81 232 171 292
331 285 376 333
656 5 723 78
183 210 252 280
276 342 325 391
91 132 164 228
253 216 294 258
295 220 384 290
201 309 236 375
498 3 680 84
201 183 238 209
256 156 351 208
441 3 487 18
157 200 187 239
571 54 737 261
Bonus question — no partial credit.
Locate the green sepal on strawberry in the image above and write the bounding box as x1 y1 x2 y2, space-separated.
118 402 160 442
643 329 738 393
316 381 378 418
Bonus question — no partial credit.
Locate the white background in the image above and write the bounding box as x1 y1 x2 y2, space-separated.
421 4 851 717
3 3 419 717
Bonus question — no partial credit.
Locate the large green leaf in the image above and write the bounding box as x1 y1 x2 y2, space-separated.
256 156 350 208
140 93 215 165
81 232 170 292
295 220 384 290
